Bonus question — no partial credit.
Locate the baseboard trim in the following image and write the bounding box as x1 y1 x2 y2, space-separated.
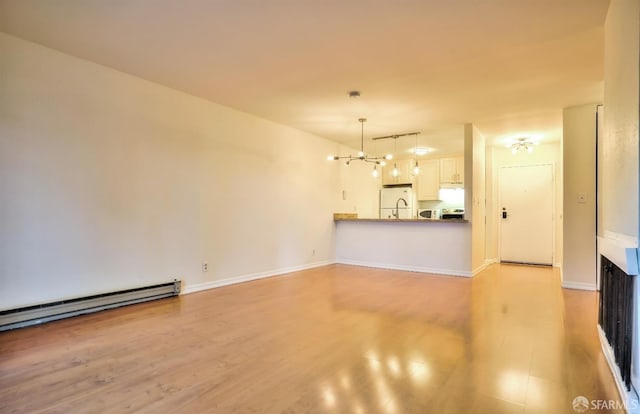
598 326 639 413
561 281 597 291
472 260 495 276
335 259 472 278
181 260 334 295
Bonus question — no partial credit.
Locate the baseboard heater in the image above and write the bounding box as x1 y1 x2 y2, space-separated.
0 280 181 332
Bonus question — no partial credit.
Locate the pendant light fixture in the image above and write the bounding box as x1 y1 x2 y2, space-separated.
391 138 400 177
412 132 420 176
371 129 381 178
371 130 422 178
327 118 393 177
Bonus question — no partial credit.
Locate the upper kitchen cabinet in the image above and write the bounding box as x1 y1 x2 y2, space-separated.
440 156 464 187
382 158 414 186
416 159 440 200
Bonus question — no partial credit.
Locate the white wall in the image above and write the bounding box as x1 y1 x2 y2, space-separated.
486 143 563 265
334 150 381 219
562 103 598 290
466 125 486 273
602 0 639 240
602 0 640 396
0 33 342 309
485 146 495 261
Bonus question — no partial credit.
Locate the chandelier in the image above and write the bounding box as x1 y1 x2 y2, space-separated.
511 137 536 154
327 118 393 177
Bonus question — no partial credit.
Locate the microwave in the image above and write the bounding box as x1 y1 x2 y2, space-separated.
418 209 440 219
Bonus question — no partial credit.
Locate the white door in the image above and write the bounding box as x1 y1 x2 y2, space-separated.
499 164 553 265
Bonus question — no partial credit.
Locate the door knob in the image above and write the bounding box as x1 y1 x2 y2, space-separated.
502 208 508 219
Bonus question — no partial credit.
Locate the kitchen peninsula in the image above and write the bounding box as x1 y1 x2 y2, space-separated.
335 217 468 223
334 215 472 277
331 123 482 278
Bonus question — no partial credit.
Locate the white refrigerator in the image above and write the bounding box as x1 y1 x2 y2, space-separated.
380 186 414 219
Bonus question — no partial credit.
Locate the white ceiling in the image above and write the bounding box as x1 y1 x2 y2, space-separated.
0 0 608 156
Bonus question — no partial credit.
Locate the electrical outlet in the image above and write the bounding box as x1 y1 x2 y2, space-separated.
202 262 208 272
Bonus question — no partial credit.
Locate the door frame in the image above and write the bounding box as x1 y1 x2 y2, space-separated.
497 163 556 265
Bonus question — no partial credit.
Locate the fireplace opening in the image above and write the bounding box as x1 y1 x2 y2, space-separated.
599 255 635 390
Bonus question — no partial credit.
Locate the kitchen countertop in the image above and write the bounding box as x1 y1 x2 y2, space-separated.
334 218 468 223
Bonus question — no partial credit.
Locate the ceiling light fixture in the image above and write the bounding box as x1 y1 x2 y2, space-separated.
510 137 536 154
327 118 393 177
371 130 421 177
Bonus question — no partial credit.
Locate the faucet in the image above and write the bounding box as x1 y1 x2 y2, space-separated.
393 197 408 219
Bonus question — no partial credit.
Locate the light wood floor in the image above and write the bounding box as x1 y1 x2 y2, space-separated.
0 264 623 413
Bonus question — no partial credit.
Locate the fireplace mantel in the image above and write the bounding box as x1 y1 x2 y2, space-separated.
598 231 639 276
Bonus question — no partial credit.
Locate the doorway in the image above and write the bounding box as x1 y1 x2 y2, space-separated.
499 164 554 265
